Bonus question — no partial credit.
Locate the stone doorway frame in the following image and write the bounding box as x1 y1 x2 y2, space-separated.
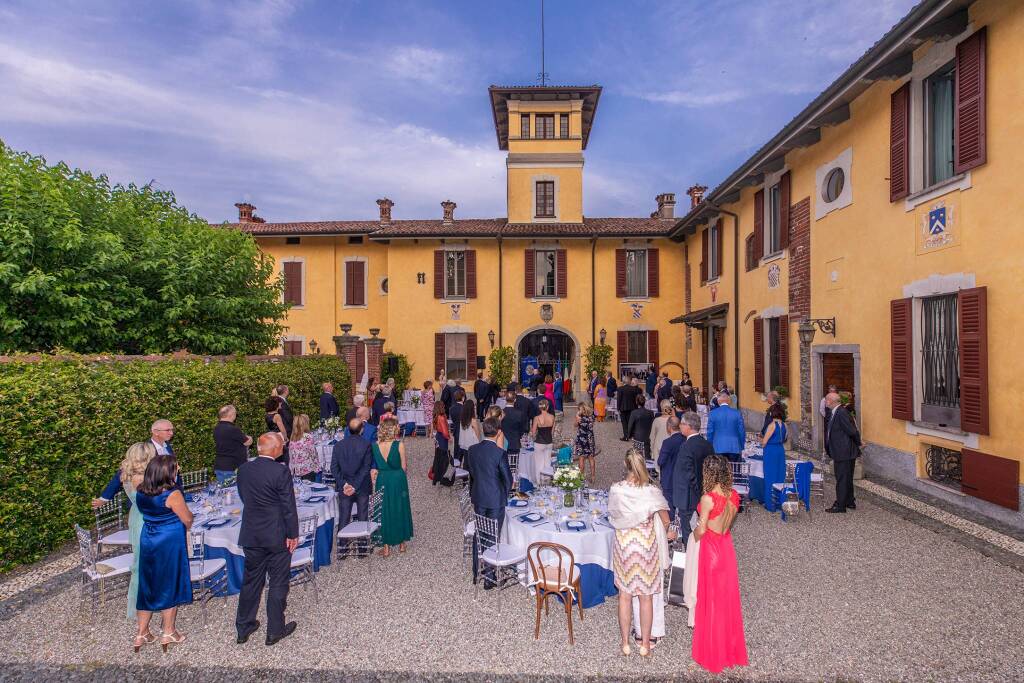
513 324 582 400
810 343 861 451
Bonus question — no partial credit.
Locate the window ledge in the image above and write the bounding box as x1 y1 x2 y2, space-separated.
917 476 966 498
441 298 468 304
531 297 561 303
703 277 720 287
622 296 650 302
760 250 786 265
342 304 368 310
532 216 560 223
286 305 305 310
905 420 978 448
903 172 971 212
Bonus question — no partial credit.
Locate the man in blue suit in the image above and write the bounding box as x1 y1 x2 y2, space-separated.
466 416 513 588
656 416 684 522
319 382 340 424
706 392 746 463
331 417 376 554
672 411 715 529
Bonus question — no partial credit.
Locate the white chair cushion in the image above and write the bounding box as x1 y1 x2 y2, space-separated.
810 472 824 482
189 557 226 581
481 544 527 567
337 520 379 538
290 547 313 569
464 521 475 536
98 529 131 546
528 563 580 592
454 468 469 479
733 484 750 496
85 552 133 580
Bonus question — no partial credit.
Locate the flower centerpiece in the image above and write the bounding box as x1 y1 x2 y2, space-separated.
552 464 585 507
411 393 420 408
322 416 341 438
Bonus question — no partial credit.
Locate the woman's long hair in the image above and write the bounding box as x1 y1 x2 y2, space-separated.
659 399 674 416
623 448 650 486
461 400 476 429
291 414 310 442
120 441 157 485
433 400 446 418
139 454 179 496
702 454 733 494
377 416 400 442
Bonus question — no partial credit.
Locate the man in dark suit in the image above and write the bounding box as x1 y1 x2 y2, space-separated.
474 374 490 420
673 411 715 528
370 388 388 426
440 380 455 413
450 388 465 463
617 377 639 441
500 386 525 460
331 418 376 554
824 392 862 513
466 417 513 587
235 433 299 646
275 385 294 440
656 374 674 405
319 382 340 424
656 416 684 521
513 385 535 435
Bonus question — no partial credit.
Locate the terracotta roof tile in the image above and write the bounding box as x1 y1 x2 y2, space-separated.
217 220 377 235
371 219 508 238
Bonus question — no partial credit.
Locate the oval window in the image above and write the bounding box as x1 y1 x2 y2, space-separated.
822 167 845 203
380 277 389 295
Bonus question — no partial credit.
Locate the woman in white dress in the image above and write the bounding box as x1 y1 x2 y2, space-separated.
458 399 481 467
649 400 674 463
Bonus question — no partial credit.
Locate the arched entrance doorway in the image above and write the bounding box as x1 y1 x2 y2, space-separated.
515 326 579 397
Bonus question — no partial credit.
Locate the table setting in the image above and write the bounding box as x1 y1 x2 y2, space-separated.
741 439 814 519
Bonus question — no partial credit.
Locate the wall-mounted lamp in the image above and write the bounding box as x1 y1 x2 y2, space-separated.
309 339 319 354
797 318 837 345
488 329 495 348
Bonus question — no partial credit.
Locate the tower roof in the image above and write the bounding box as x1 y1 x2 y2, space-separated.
487 85 602 150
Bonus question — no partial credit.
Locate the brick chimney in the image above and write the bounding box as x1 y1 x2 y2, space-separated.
686 184 708 208
235 202 255 222
441 199 457 224
376 198 394 225
654 193 676 220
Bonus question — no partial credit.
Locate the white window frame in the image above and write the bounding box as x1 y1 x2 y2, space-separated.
342 256 368 309
815 147 854 220
443 248 467 300
624 247 648 299
378 276 389 296
760 168 786 261
280 256 305 310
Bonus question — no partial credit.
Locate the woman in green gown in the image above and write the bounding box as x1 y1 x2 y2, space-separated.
371 417 413 556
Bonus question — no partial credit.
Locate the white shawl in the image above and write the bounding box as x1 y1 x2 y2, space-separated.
607 482 671 577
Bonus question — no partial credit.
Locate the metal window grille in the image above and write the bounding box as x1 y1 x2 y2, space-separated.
924 445 962 487
922 294 959 409
626 331 648 365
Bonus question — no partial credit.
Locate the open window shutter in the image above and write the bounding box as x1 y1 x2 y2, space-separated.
890 298 914 420
433 250 444 299
615 249 627 298
745 234 755 272
714 220 723 276
556 249 567 298
647 248 659 297
753 318 764 393
958 286 989 434
700 229 708 283
616 331 627 366
356 261 366 305
344 262 354 306
778 314 790 393
889 82 911 202
753 190 765 262
715 331 725 391
283 262 302 305
647 330 659 371
779 172 791 250
954 27 987 173
466 250 477 298
467 333 478 380
435 334 445 380
524 249 536 298
961 448 1018 510
702 330 710 395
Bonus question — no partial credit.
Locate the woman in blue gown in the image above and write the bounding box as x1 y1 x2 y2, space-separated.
760 402 788 512
134 454 193 652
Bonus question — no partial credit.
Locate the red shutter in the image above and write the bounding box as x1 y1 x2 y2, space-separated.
714 220 723 277
435 333 445 379
616 331 627 367
355 340 366 380
753 189 764 262
615 249 627 298
355 261 366 305
702 329 710 395
714 330 725 391
779 171 791 250
700 229 708 284
647 330 659 371
344 262 354 306
283 261 302 306
890 82 911 202
524 249 536 298
777 314 789 392
467 333 478 380
647 248 659 297
466 250 477 299
961 448 1018 510
433 250 444 299
753 318 764 393
954 27 987 173
745 233 755 272
556 249 567 298
890 298 914 420
958 286 989 434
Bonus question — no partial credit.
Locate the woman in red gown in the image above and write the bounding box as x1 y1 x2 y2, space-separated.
692 455 749 673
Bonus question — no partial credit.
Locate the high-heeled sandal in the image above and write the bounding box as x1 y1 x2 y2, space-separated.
132 631 157 653
160 630 186 652
621 643 631 656
639 645 651 658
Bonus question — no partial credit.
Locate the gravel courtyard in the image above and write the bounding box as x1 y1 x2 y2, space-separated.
1 408 1022 682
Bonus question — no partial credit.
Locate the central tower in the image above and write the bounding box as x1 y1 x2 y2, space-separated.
488 85 602 224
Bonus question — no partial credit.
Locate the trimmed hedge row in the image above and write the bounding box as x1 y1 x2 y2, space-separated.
0 354 351 572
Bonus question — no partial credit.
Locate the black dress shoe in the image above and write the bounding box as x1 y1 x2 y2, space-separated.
848 502 857 510
825 505 846 513
236 621 260 644
265 621 297 646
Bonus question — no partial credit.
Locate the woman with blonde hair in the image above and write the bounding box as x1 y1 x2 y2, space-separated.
608 448 676 657
288 414 319 481
371 417 414 556
649 400 674 462
114 441 158 626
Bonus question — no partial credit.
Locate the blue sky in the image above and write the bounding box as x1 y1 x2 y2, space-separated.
0 0 918 224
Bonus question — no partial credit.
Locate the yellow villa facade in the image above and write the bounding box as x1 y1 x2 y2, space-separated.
670 0 1023 526
227 85 687 398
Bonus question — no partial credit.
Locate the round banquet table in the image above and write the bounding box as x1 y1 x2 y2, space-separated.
503 501 617 608
189 484 338 595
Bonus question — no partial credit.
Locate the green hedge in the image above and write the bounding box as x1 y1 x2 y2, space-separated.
0 354 351 572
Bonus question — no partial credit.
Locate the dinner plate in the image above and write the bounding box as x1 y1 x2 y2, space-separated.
518 512 543 523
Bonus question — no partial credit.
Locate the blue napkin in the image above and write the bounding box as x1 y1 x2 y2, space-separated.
184 493 194 503
303 495 326 504
564 519 587 532
518 512 543 523
508 499 528 508
310 486 329 492
203 518 232 529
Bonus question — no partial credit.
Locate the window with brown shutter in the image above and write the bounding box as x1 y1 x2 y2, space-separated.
753 318 764 393
283 261 302 306
524 249 536 298
889 82 911 202
714 220 723 277
745 233 756 272
465 250 477 299
958 286 988 434
753 189 765 262
890 298 914 420
533 249 557 298
647 248 659 298
954 27 986 173
615 249 627 298
345 261 365 306
556 249 567 298
433 250 444 299
779 172 791 251
626 331 647 364
961 448 1018 510
616 331 627 368
283 340 303 356
777 314 789 392
536 181 555 217
714 330 725 392
467 333 478 380
647 330 659 372
700 229 708 284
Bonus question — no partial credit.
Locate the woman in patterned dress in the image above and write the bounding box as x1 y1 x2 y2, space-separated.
421 380 435 438
287 414 320 481
573 403 597 484
608 448 677 657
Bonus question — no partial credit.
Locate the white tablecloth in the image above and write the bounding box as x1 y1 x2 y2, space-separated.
519 445 553 485
644 398 658 411
504 509 614 568
397 408 426 425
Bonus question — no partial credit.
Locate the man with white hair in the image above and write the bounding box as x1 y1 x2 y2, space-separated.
150 419 175 455
824 392 862 513
346 393 365 423
705 391 745 463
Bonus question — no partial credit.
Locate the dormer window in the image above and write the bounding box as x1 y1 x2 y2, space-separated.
536 114 555 139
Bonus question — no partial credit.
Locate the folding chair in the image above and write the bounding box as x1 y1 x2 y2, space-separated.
457 488 475 565
474 513 526 599
94 492 130 553
730 461 752 513
289 514 319 596
188 529 228 627
75 524 132 624
336 489 383 567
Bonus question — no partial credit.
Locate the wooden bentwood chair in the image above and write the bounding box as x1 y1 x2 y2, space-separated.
525 542 584 645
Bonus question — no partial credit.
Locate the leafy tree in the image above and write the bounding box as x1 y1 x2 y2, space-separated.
584 343 614 377
0 141 288 354
487 345 515 387
379 352 413 395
